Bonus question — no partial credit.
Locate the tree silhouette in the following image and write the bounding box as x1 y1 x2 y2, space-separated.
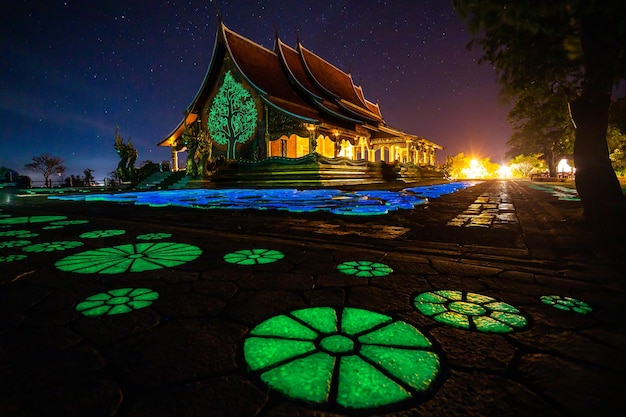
454 1 626 228
24 154 66 188
83 168 94 185
208 71 257 159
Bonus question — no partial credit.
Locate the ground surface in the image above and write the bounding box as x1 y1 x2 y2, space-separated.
1 179 625 417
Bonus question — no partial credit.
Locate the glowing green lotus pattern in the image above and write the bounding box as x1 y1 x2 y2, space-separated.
22 241 84 253
79 229 126 239
0 230 39 238
0 240 32 249
0 254 27 263
55 242 202 274
224 248 285 265
50 220 89 226
540 295 592 314
136 233 172 240
244 307 440 410
413 290 528 333
76 288 159 316
43 220 90 230
0 215 67 225
337 260 393 277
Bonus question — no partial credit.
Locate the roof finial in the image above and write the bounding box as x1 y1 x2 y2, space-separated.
272 22 279 39
294 25 301 45
211 0 222 23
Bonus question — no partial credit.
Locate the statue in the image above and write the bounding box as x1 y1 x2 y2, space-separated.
114 126 138 182
176 110 213 178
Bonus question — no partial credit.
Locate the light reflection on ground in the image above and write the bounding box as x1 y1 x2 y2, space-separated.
47 181 480 216
527 183 580 201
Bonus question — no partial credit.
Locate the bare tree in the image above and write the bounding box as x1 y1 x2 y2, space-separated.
24 154 66 188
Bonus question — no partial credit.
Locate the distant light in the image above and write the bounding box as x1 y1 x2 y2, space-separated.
498 165 512 178
557 158 572 174
461 159 487 179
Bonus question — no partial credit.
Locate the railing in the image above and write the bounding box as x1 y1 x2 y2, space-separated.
4 178 123 190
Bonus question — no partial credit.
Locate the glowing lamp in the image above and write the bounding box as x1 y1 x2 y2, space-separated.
557 159 572 175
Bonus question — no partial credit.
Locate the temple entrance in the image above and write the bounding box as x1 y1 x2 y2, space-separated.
268 134 310 158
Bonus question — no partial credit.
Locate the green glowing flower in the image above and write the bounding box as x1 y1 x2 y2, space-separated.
55 242 202 274
49 219 90 226
336 260 393 277
76 288 159 316
413 290 528 333
0 229 39 238
224 248 285 265
136 233 172 240
0 215 67 225
43 220 91 230
0 240 32 249
540 295 592 314
22 241 84 253
0 254 27 263
79 229 126 239
244 307 440 410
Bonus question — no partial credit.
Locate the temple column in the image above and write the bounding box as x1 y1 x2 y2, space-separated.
170 146 179 172
307 124 316 155
360 138 366 161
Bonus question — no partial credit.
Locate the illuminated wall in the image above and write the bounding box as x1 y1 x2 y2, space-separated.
315 135 336 158
269 134 310 158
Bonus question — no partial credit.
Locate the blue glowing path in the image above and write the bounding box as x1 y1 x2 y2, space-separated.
48 181 479 216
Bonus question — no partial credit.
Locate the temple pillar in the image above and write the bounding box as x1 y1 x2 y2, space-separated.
170 146 179 172
307 124 316 155
360 138 366 161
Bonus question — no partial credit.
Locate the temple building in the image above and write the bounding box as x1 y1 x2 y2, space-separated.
157 22 443 184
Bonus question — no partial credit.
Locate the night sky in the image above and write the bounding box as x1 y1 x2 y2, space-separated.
1 0 512 184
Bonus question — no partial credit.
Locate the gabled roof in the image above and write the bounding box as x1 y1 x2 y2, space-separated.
276 39 364 125
298 44 383 123
223 26 319 121
158 22 423 148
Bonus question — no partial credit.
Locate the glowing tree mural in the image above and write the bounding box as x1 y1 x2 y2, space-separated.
208 70 257 159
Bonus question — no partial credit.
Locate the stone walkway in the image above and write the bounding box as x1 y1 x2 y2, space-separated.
1 180 624 417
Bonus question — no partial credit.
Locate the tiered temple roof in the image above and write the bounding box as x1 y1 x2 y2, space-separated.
158 22 441 154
